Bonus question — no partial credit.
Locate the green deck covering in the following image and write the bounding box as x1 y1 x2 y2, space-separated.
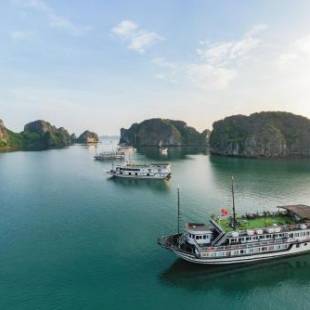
216 214 294 232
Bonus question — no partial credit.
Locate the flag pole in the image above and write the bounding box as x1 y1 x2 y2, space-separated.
232 176 236 230
177 185 180 234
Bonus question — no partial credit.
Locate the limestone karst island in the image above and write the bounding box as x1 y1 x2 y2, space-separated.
2 111 310 159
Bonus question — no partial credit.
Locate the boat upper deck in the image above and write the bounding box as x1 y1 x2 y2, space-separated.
118 163 170 168
215 213 295 233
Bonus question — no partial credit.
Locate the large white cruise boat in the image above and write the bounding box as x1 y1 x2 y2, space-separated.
158 183 310 265
107 163 171 180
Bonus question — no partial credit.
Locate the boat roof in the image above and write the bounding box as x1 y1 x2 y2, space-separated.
186 223 209 231
120 163 170 168
278 205 310 220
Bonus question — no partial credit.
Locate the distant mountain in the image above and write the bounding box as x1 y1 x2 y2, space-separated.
0 119 74 151
76 130 99 144
210 111 310 158
120 118 209 147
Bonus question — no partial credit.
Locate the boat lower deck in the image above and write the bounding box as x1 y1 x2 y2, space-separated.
158 233 310 265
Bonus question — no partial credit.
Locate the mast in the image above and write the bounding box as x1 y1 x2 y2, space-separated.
231 176 237 230
177 186 181 234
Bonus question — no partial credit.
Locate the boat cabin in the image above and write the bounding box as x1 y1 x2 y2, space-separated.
185 223 213 245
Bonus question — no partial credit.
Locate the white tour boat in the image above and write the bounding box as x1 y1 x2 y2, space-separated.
158 181 310 265
94 151 125 161
107 163 171 180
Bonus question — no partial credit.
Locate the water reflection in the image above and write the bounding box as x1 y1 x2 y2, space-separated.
160 254 310 292
137 146 208 160
108 177 171 192
208 155 310 209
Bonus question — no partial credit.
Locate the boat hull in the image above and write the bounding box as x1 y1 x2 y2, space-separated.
173 242 310 265
108 172 171 180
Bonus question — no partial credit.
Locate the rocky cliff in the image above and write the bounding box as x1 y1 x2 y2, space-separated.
0 119 24 149
120 118 208 147
210 112 310 158
0 119 73 151
22 120 73 149
0 119 8 146
77 130 99 144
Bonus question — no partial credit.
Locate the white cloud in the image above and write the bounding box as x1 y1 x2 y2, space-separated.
129 32 162 53
112 20 163 53
278 34 310 68
187 64 237 90
187 24 267 90
112 20 138 38
12 0 92 36
197 24 267 66
10 30 34 41
151 57 176 69
152 58 178 84
151 24 268 91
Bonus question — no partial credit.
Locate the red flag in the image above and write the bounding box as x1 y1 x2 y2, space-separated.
221 208 229 217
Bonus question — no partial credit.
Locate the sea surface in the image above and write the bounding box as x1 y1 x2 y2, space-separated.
1 140 310 309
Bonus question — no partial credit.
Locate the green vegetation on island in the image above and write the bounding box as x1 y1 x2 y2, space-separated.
210 111 310 158
76 130 99 144
0 119 73 151
120 118 209 147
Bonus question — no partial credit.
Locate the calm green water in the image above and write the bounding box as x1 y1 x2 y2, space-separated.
1 142 310 309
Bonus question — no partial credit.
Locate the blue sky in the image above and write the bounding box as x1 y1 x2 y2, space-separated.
1 0 310 135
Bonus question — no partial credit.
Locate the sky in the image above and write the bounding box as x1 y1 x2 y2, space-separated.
1 0 310 135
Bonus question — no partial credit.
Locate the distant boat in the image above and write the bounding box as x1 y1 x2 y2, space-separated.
107 162 171 180
159 147 168 155
117 145 136 153
94 151 125 161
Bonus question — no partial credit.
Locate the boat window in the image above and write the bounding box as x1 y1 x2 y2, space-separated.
135 173 138 176
203 235 206 239
289 233 293 238
305 243 308 246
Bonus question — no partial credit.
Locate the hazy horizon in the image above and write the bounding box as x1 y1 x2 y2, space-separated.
2 0 310 135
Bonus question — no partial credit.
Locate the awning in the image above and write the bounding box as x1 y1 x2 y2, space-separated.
278 204 310 220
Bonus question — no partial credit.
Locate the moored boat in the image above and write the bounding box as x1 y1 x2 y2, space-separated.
158 180 310 265
159 147 168 155
94 151 125 161
107 162 171 180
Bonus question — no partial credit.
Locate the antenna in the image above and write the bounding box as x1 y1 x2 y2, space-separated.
177 185 181 234
231 176 237 230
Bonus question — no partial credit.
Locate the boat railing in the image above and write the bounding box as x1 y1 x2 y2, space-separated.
194 236 310 253
226 222 310 237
